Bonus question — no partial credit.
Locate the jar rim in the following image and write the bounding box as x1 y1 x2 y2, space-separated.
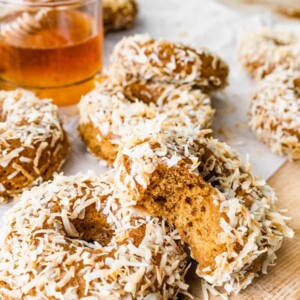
0 0 98 7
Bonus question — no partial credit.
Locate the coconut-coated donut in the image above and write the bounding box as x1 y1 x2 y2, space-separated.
109 34 229 92
0 172 188 299
79 77 214 164
250 69 300 160
114 125 294 297
238 28 300 80
103 0 138 33
0 90 69 202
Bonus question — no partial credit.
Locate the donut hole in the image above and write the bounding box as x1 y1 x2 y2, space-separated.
137 165 226 271
293 77 300 97
123 82 166 105
73 204 113 245
294 77 300 86
0 102 4 122
154 195 166 204
267 36 290 46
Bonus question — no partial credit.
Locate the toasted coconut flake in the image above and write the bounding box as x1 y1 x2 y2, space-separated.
114 124 294 298
238 28 300 80
110 34 229 92
0 90 68 201
79 79 214 164
0 172 188 299
249 69 300 160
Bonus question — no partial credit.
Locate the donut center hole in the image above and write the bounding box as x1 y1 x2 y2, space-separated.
137 165 226 271
293 77 300 96
0 102 4 122
73 204 113 245
268 37 289 46
123 83 165 105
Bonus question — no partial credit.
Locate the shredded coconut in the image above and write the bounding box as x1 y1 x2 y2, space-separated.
238 28 300 80
79 79 214 152
103 0 138 33
0 90 68 202
249 69 300 160
0 172 189 299
114 124 294 298
109 34 229 92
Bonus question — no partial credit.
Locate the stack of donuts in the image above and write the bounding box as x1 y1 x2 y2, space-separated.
238 28 300 160
0 34 294 300
79 34 229 164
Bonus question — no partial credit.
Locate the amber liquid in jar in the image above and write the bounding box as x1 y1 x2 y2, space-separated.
0 9 102 105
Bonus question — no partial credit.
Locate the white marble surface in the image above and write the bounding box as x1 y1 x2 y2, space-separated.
1 0 299 219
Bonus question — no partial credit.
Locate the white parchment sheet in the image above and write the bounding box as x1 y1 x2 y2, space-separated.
1 0 299 219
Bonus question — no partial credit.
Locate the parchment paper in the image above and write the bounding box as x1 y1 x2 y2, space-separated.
0 1 297 227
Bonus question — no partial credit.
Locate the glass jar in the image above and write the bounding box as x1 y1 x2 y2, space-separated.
0 0 103 106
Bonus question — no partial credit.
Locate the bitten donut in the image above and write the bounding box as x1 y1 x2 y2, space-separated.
109 34 229 92
0 172 188 299
250 69 300 160
114 125 293 297
0 90 68 202
103 0 138 33
238 28 300 80
79 78 214 164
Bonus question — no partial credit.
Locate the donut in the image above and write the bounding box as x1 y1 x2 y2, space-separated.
249 69 300 160
79 77 214 164
109 34 229 92
103 0 138 33
0 90 68 202
0 172 189 299
114 125 294 297
238 28 300 80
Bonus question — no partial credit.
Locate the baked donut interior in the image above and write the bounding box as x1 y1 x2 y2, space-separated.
73 204 114 245
135 164 226 273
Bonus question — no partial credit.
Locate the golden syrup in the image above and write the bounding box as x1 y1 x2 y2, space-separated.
0 9 102 105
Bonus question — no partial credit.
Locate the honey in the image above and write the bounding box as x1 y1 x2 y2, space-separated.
0 8 102 106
